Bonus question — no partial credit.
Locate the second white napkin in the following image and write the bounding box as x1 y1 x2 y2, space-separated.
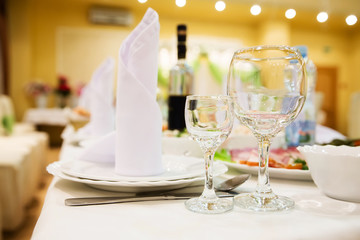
76 57 115 138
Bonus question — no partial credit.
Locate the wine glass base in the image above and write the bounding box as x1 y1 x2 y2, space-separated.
185 197 234 214
234 193 294 212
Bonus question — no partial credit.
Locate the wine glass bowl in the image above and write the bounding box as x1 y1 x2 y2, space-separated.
184 95 234 214
228 45 306 211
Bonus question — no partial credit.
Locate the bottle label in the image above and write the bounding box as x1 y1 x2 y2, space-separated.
168 95 187 130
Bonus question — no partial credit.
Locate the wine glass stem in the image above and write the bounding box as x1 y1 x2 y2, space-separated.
256 137 273 196
201 151 217 199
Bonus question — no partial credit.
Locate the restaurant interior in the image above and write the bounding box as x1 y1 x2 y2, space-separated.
1 0 360 239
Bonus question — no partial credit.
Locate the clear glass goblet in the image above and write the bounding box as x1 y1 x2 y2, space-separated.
227 45 307 212
184 95 234 214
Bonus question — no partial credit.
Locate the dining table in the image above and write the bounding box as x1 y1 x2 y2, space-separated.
31 125 360 240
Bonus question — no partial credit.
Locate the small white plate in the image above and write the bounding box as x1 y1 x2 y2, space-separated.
47 161 228 192
219 161 312 181
60 155 214 182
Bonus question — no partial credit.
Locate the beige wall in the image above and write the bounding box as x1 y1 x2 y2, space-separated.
8 0 33 115
258 21 291 45
291 29 355 134
7 0 360 135
351 33 360 91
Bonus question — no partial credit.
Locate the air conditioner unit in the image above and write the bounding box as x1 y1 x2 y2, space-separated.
88 6 133 26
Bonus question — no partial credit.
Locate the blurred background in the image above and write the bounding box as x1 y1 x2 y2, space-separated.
0 1 360 239
1 0 360 136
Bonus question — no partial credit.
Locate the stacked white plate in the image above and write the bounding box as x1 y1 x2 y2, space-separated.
47 155 228 192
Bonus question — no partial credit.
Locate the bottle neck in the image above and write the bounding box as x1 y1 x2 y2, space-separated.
177 58 186 64
177 43 186 60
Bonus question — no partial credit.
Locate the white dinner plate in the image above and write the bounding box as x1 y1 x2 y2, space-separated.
219 161 312 181
60 155 210 182
47 161 228 192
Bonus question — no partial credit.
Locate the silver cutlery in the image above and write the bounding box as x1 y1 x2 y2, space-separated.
65 192 234 206
65 174 251 206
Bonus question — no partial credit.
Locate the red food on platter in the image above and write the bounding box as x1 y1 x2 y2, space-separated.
229 147 308 170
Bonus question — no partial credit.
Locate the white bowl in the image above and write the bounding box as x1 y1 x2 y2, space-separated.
297 145 360 202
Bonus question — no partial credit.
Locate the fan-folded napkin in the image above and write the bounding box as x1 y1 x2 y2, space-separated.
78 8 164 177
76 57 115 138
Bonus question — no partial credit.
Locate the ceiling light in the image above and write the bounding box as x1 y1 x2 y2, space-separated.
176 0 186 7
285 9 296 19
317 12 328 23
215 1 226 12
138 0 147 3
250 5 261 16
346 15 358 25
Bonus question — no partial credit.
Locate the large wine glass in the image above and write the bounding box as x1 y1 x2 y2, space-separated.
227 45 306 211
184 95 234 214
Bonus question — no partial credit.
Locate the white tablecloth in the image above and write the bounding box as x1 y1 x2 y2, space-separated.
24 108 68 126
32 127 360 240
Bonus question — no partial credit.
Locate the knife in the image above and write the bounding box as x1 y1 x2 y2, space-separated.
65 193 234 206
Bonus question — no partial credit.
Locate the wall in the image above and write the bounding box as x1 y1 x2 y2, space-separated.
7 0 360 135
7 0 33 115
291 29 355 133
351 33 360 91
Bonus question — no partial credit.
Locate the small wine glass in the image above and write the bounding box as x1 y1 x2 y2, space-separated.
227 45 307 212
184 95 234 214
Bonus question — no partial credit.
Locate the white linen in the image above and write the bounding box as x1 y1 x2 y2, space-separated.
0 150 28 231
76 86 91 112
0 134 48 203
24 108 68 126
315 124 346 143
79 8 163 177
0 146 39 231
32 142 360 240
32 126 360 240
76 57 115 138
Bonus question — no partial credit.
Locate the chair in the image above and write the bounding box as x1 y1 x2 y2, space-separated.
0 148 32 231
0 95 49 174
0 95 50 232
0 136 47 203
0 95 35 136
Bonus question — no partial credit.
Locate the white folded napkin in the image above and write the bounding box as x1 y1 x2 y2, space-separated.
76 57 115 138
78 8 164 177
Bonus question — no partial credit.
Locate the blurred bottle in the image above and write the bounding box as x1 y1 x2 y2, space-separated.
168 24 194 130
285 45 317 147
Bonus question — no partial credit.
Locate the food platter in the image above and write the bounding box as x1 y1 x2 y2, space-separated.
219 161 312 181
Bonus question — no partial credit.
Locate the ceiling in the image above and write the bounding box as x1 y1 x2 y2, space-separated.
44 0 360 32
233 0 360 15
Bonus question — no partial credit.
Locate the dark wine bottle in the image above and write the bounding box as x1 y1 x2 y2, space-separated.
168 24 194 130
